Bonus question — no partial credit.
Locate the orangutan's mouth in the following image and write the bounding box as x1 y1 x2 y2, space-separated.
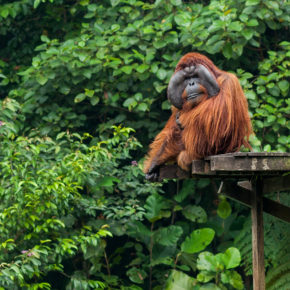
187 93 202 100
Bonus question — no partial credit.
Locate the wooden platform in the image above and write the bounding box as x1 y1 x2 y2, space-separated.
155 152 290 290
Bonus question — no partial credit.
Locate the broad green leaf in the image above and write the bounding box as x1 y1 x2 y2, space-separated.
154 225 183 246
127 221 151 244
37 75 48 85
232 44 243 56
242 29 254 40
134 93 143 101
174 179 195 202
165 270 195 290
222 247 241 269
97 176 120 187
200 284 221 290
161 100 171 110
110 0 120 7
182 205 207 223
88 4 97 12
278 136 289 145
178 252 196 272
210 40 225 54
56 132 66 140
278 80 289 92
34 0 41 9
144 194 170 223
0 8 9 18
123 97 136 108
136 64 149 73
257 86 266 94
229 21 243 32
247 19 259 26
170 0 182 6
246 0 260 6
263 144 271 152
85 89 94 98
245 91 256 100
137 103 148 112
239 14 248 22
174 13 191 27
90 96 99 106
74 93 86 103
121 66 133 74
223 43 233 59
197 271 215 283
181 228 215 254
267 115 276 123
217 199 231 219
127 267 147 284
153 39 167 49
157 68 167 80
221 270 244 289
197 252 216 271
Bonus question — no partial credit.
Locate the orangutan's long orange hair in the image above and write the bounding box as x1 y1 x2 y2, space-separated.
144 53 252 173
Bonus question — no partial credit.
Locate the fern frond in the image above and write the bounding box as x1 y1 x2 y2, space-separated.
266 260 290 290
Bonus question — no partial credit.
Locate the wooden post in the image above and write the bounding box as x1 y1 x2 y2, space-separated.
157 152 290 290
251 177 265 290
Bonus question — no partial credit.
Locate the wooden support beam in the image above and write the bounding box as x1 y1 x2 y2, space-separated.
220 181 290 223
238 176 290 193
251 177 265 290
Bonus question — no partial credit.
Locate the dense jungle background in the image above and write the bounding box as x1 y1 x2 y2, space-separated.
0 0 289 289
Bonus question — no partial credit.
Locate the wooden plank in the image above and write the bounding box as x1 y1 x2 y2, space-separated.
157 165 289 180
221 181 290 223
158 164 190 181
207 152 290 158
245 152 290 157
210 156 290 171
251 177 265 290
192 160 212 175
238 176 290 193
192 160 206 174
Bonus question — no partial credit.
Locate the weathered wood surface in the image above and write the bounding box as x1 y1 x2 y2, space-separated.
251 177 265 290
209 155 290 172
159 164 190 180
157 152 290 180
202 152 290 173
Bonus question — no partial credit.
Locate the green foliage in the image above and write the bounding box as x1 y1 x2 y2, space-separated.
0 0 289 288
196 248 243 289
181 229 215 254
165 247 243 289
266 240 290 290
237 42 290 152
165 270 196 290
1 0 288 142
217 197 232 219
0 101 158 288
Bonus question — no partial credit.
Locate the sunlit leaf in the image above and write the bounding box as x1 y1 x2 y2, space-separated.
181 228 215 254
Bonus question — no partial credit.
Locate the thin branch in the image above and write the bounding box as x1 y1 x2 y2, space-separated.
104 249 111 277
